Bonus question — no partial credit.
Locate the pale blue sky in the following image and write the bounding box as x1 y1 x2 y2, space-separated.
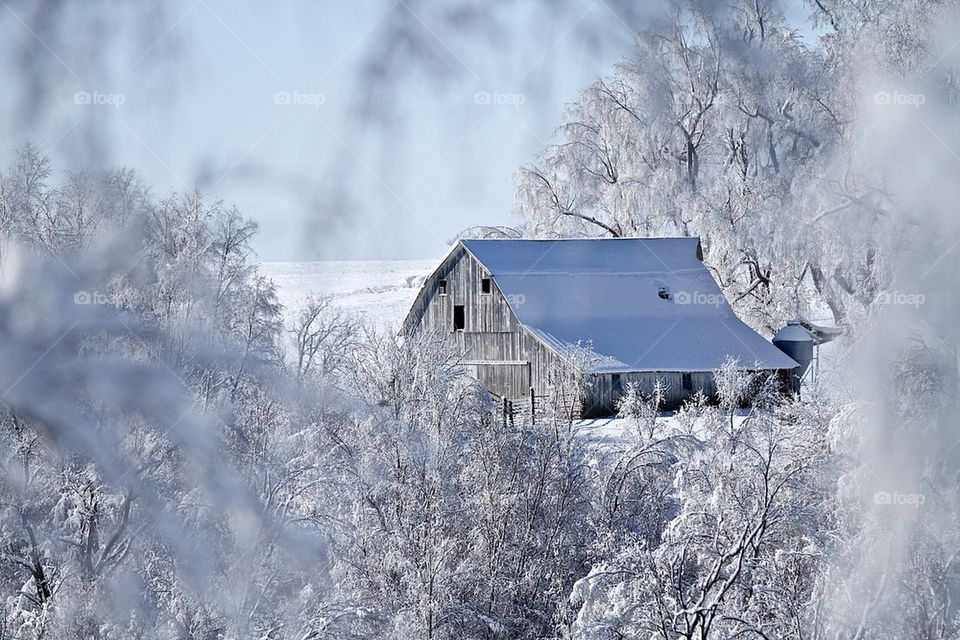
2 0 817 260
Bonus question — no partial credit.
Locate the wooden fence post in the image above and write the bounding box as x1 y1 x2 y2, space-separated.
530 387 536 425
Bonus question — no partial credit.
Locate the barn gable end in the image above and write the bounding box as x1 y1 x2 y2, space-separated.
402 243 565 400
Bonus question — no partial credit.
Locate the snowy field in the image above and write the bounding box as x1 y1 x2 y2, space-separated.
259 259 436 330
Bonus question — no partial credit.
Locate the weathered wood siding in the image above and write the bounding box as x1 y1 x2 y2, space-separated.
582 370 781 416
583 371 717 416
404 246 566 400
476 363 530 397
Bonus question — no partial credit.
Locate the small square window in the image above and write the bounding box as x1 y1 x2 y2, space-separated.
453 305 465 331
481 278 491 294
438 279 447 295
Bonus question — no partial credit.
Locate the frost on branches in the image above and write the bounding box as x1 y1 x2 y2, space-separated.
512 0 946 333
3 0 960 634
571 372 834 639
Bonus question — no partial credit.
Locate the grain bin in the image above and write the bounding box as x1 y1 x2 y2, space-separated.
773 321 814 393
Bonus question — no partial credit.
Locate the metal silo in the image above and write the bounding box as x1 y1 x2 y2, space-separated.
773 321 814 393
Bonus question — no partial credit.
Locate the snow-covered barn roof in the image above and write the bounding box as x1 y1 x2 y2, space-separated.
459 238 799 374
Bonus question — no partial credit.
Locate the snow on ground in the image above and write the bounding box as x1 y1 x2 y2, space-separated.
577 411 753 448
577 417 636 448
259 260 435 330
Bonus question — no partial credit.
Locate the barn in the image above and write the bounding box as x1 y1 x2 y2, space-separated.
402 237 799 416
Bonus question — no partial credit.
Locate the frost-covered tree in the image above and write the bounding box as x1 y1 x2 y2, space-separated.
335 332 601 638
0 147 342 639
570 395 835 639
514 0 934 332
289 294 360 381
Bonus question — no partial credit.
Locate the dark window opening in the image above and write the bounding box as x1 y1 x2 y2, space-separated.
453 305 465 331
612 373 623 396
481 278 492 294
681 372 693 393
438 279 447 295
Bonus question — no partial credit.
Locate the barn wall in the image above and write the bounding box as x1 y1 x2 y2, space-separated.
404 245 519 337
583 370 777 416
404 246 566 399
584 373 686 416
475 363 529 397
584 371 718 415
